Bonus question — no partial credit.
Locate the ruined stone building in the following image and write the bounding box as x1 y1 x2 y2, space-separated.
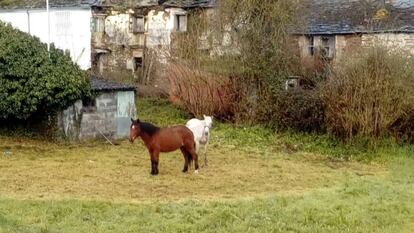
293 0 414 63
89 0 216 86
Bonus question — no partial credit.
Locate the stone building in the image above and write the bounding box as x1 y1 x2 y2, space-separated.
293 0 414 63
59 77 136 140
90 0 216 86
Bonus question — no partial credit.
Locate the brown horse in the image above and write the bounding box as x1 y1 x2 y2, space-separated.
129 118 199 175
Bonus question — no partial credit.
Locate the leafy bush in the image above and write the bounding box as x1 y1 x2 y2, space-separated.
270 89 325 132
0 22 90 120
321 47 414 140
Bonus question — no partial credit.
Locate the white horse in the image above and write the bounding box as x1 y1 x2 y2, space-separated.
186 115 213 167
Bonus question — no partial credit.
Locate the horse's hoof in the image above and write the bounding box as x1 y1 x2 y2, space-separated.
194 169 199 174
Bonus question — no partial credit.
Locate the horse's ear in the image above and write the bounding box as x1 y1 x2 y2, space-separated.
131 118 135 123
203 114 207 118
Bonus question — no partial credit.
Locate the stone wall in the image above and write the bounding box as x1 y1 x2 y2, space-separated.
362 33 414 55
296 32 414 65
91 8 146 80
59 90 136 140
79 92 118 139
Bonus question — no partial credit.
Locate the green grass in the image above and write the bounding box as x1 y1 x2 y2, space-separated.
0 98 413 232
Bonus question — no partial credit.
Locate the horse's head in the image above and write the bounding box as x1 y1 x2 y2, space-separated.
203 115 214 128
129 118 141 143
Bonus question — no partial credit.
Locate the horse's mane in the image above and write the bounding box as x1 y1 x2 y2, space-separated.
140 122 160 136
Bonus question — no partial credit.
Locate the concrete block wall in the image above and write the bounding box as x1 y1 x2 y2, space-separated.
79 92 118 139
59 90 136 140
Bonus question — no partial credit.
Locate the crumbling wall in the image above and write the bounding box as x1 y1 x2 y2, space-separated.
91 8 146 81
60 90 136 140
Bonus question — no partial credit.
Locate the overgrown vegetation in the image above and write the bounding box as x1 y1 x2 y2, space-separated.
168 1 414 145
0 22 90 120
321 47 414 141
169 0 302 123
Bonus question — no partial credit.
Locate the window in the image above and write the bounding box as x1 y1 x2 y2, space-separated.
91 15 105 33
174 14 187 32
133 57 143 70
130 15 145 33
321 36 335 58
82 97 96 113
93 50 109 75
307 36 315 56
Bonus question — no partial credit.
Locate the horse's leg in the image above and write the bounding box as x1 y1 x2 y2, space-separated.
150 149 160 175
203 140 209 167
180 147 189 173
187 148 199 173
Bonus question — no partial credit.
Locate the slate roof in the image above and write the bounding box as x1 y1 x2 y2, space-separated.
161 0 216 8
89 0 215 8
295 0 414 35
0 0 215 9
90 77 136 92
0 0 95 9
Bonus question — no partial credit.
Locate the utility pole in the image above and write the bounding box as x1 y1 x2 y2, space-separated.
46 0 50 52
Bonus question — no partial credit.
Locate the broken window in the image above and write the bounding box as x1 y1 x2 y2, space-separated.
321 36 335 58
127 49 144 72
133 57 143 70
130 15 145 33
174 14 187 32
82 97 97 113
307 36 315 56
91 15 105 33
93 51 108 75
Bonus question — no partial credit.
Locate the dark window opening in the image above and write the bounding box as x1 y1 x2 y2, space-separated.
133 57 143 71
82 97 97 113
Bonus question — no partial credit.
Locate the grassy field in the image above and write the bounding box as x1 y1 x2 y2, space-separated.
0 98 413 232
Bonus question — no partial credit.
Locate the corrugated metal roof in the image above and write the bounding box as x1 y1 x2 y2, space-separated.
295 0 414 35
90 77 136 92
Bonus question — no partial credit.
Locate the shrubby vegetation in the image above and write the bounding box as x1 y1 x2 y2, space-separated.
168 0 414 144
322 47 414 141
0 22 90 120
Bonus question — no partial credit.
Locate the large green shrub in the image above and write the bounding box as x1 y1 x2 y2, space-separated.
0 22 90 119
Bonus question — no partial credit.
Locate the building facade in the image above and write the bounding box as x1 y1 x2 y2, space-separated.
293 0 414 63
59 77 136 140
0 0 93 70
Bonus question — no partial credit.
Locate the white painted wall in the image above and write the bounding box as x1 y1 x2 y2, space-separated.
0 8 91 70
147 8 187 47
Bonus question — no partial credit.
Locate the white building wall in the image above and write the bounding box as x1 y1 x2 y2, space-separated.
147 8 187 47
0 8 91 70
